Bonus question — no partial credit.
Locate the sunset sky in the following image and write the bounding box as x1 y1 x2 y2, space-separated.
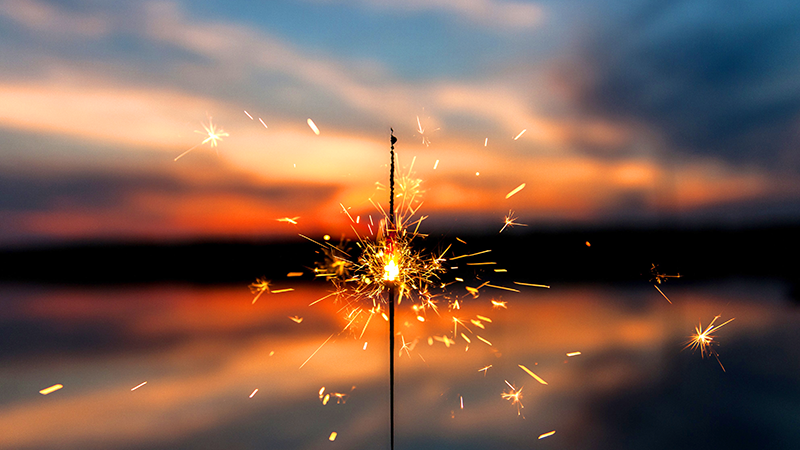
2 0 799 245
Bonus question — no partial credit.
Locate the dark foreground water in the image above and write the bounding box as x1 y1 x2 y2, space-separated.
0 280 798 450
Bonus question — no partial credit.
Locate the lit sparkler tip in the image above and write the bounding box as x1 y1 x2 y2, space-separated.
39 384 63 395
307 118 320 135
174 117 229 161
685 315 735 371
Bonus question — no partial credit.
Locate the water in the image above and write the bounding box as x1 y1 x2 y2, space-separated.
0 281 798 449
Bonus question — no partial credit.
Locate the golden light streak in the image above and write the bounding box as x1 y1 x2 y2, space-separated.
567 351 582 357
289 316 303 323
460 333 471 344
466 262 496 266
259 117 268 129
39 384 63 395
249 389 258 398
460 396 464 409
174 117 229 161
519 364 548 385
654 285 672 304
272 288 295 294
685 315 735 371
456 237 467 244
486 284 520 292
329 432 338 441
307 118 320 135
433 159 439 169
244 110 253 120
513 129 527 140
513 282 550 288
478 364 492 376
476 315 492 323
130 381 147 391
470 319 485 329
449 250 491 261
484 138 488 146
505 183 526 199
277 217 300 225
287 272 303 277
363 342 368 350
299 334 334 369
476 335 492 346
538 430 556 440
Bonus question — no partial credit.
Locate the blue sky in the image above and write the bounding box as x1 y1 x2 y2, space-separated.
1 0 799 245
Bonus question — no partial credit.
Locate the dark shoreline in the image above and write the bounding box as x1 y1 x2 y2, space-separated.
1 225 797 287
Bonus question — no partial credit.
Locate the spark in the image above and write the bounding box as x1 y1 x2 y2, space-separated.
130 381 147 391
476 335 492 346
415 115 439 146
39 384 63 395
174 117 229 161
449 249 491 261
299 334 334 369
272 288 294 294
513 129 527 140
433 159 439 169
567 351 582 357
259 118 268 129
277 217 300 225
289 316 303 323
500 210 527 233
460 396 464 409
491 299 508 309
519 364 548 385
329 432 338 441
513 282 550 289
538 431 556 440
585 241 591 247
486 284 520 293
287 272 304 277
650 263 680 304
249 389 259 398
685 315 735 371
363 342 368 350
505 183 526 199
244 110 253 120
249 278 271 304
501 380 524 416
307 118 320 135
478 364 492 376
460 333 471 344
484 138 488 146
476 315 492 323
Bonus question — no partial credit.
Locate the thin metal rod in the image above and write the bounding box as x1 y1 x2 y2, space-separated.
388 128 397 450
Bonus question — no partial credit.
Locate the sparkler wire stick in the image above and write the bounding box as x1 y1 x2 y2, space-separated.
388 128 397 450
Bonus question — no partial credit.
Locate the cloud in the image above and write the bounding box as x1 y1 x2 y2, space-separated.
311 0 544 30
572 0 800 170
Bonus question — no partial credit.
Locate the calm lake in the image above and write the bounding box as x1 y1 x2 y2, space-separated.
0 280 798 449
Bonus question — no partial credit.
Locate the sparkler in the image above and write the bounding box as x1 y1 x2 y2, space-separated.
174 117 229 161
684 315 735 372
499 210 527 233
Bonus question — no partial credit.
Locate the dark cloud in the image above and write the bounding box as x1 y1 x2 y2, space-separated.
574 0 800 169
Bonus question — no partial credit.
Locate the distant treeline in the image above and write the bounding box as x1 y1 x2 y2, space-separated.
1 226 797 287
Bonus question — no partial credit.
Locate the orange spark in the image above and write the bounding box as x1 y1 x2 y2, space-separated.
39 384 63 395
505 183 526 199
519 364 548 385
130 381 147 391
307 118 320 135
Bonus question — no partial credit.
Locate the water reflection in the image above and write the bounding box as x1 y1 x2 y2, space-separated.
0 281 797 449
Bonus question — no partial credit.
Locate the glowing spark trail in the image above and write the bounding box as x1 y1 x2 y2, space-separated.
650 263 681 304
277 217 300 225
249 389 258 398
519 364 548 385
39 384 63 395
289 316 303 323
174 118 229 161
479 364 492 376
505 183 526 199
685 315 735 371
329 432 338 441
513 282 550 289
244 110 253 120
567 351 582 357
514 129 527 140
130 381 147 391
538 431 556 440
249 278 270 304
307 118 320 135
299 334 334 369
